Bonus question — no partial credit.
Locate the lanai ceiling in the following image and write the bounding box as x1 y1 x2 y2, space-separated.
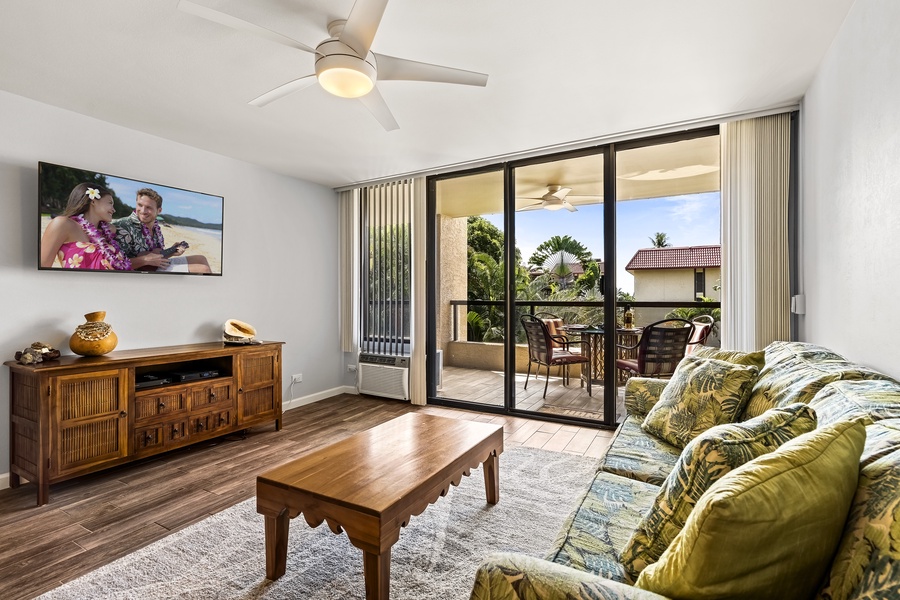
0 1 855 189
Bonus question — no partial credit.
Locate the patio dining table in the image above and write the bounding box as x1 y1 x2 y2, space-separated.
562 326 643 387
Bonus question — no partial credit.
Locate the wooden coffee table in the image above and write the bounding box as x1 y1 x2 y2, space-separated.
256 412 504 599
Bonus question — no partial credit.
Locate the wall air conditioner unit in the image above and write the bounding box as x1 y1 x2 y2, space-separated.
358 354 410 401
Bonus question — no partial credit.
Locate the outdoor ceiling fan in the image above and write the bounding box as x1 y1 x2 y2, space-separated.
516 185 599 213
177 0 489 131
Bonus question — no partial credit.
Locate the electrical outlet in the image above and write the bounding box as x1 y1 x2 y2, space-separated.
347 364 357 372
292 373 303 383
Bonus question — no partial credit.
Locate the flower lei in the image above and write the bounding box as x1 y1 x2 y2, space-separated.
71 215 133 270
136 212 166 251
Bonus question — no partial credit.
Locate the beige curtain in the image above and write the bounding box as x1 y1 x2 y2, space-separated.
720 113 791 351
338 189 359 353
409 177 427 405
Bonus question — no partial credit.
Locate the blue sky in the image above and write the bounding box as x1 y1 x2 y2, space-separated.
485 191 720 294
106 175 223 225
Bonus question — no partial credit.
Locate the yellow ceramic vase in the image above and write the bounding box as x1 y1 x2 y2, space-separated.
69 311 118 356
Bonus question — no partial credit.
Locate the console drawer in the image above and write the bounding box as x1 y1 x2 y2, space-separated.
189 381 235 411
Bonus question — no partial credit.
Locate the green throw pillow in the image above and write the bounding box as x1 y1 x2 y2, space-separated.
635 419 865 600
692 346 765 370
641 355 759 448
620 403 818 582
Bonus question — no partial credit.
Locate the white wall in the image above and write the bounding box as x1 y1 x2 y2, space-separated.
0 90 346 476
799 0 900 378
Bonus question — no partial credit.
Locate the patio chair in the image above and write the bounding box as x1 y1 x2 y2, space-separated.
521 315 591 399
615 318 695 379
533 311 580 351
686 314 715 354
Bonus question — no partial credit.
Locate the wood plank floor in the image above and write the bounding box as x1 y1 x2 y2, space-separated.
0 394 614 600
439 365 627 422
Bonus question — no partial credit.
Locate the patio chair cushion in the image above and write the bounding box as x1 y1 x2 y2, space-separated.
641 355 760 448
635 419 865 600
619 403 818 581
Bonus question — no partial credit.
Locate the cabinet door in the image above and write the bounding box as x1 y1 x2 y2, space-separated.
236 348 281 426
51 369 128 476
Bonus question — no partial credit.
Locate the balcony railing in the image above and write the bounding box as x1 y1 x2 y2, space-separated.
449 299 721 342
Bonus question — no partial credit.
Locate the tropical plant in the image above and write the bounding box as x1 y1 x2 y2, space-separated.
528 235 591 268
649 232 671 248
576 260 602 292
666 297 722 337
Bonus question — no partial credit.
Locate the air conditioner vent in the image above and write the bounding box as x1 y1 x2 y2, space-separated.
358 354 410 401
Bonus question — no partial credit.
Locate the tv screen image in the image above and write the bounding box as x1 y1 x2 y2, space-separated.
38 162 223 275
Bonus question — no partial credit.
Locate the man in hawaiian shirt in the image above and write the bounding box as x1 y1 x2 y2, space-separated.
113 188 211 273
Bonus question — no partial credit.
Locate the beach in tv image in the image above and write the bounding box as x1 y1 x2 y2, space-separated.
38 162 223 275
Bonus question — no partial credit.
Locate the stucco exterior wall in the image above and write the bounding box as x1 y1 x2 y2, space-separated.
437 214 469 356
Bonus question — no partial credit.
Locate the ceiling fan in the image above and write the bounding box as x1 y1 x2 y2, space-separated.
516 185 598 212
177 0 489 131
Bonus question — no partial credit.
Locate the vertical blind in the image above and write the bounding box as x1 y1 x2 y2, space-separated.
721 113 792 351
359 179 414 356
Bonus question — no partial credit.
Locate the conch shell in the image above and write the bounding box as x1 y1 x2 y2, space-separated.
224 319 256 343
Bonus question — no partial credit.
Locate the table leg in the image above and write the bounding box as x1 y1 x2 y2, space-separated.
363 548 391 600
264 508 290 581
483 452 499 505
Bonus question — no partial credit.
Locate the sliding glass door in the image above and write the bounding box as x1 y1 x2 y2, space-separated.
427 127 721 428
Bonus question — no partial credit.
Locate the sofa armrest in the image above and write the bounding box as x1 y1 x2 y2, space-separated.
470 553 671 600
624 378 669 417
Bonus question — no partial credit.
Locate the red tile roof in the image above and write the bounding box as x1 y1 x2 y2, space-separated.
625 245 721 270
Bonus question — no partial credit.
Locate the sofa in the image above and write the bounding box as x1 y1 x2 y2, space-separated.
470 341 900 600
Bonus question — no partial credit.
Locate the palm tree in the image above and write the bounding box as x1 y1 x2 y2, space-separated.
528 235 591 268
649 232 671 248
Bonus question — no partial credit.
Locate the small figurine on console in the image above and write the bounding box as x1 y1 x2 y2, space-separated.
15 342 61 365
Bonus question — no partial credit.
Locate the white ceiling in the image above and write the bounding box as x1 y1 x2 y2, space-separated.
0 0 855 189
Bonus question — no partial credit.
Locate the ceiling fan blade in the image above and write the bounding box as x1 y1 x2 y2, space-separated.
564 203 578 212
340 0 389 57
515 198 543 210
550 187 573 200
249 75 317 107
374 53 488 87
357 85 399 131
517 203 544 212
177 0 317 54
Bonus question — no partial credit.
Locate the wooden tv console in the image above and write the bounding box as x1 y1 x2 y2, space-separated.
4 341 283 506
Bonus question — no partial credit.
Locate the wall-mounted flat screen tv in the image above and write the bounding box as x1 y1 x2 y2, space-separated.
38 161 223 276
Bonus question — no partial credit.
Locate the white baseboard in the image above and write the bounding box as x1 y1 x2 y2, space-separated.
284 385 358 411
0 472 8 490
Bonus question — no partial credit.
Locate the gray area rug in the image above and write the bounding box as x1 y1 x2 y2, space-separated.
39 446 599 600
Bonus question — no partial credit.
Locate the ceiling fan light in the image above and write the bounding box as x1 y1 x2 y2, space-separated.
319 66 374 98
316 51 376 98
543 200 565 211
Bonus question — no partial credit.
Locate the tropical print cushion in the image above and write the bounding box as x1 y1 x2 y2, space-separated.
546 471 659 582
599 415 682 486
624 377 670 417
742 341 892 420
809 379 900 427
620 403 818 582
471 552 671 600
641 355 759 448
636 420 866 600
692 346 765 370
817 419 900 600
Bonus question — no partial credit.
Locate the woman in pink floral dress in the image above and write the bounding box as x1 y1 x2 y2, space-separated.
40 183 132 270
